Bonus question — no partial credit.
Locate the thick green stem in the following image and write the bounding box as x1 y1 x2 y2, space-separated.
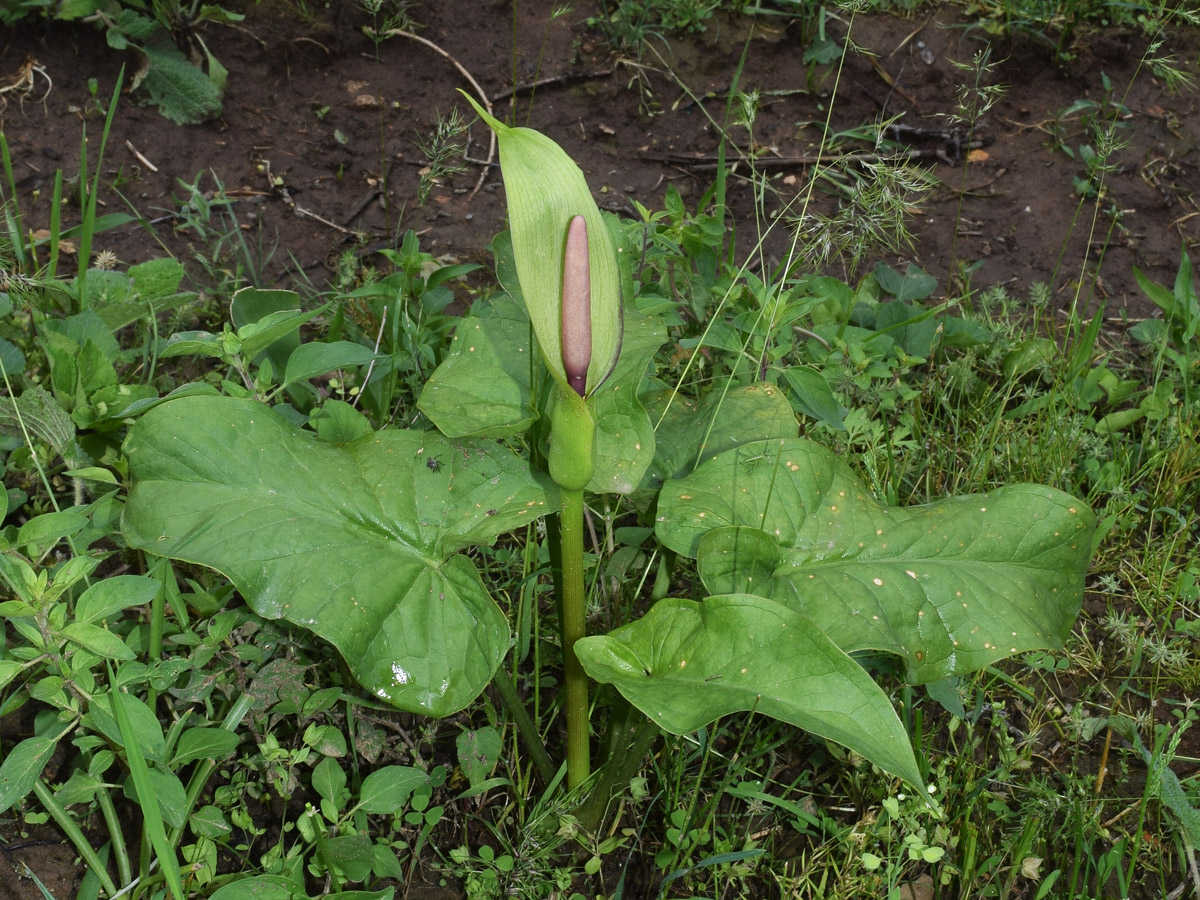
560 487 590 789
575 704 661 832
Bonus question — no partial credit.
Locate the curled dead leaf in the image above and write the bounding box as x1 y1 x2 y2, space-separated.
32 229 76 254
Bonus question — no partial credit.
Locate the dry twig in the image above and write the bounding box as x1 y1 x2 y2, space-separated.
384 29 495 200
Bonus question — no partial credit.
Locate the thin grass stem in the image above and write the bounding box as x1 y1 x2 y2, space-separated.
95 779 132 888
491 667 555 784
33 779 119 898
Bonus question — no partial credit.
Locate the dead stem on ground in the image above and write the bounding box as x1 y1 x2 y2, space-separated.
0 55 51 111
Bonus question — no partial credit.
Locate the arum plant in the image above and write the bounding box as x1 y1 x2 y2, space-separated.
458 97 625 789
554 214 604 788
120 112 1097 828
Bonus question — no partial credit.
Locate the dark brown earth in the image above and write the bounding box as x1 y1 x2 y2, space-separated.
0 829 79 900
1 3 1198 898
2 1 1198 323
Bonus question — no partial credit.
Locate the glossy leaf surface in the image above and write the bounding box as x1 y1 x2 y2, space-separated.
657 438 1094 683
576 594 923 788
122 396 553 715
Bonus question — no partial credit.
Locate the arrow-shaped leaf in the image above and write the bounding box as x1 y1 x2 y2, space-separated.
122 395 554 715
576 594 923 788
657 438 1094 683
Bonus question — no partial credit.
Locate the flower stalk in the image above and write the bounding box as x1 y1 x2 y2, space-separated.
559 485 590 788
556 214 594 789
463 94 625 791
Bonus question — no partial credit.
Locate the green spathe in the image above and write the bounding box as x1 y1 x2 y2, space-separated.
462 94 621 396
548 385 595 492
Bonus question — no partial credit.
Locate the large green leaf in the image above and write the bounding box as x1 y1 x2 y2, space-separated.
586 309 663 494
417 293 535 438
657 438 1094 683
122 396 554 715
576 594 923 788
642 381 797 490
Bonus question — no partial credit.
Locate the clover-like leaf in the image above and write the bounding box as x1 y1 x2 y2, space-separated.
122 395 554 715
576 594 923 788
656 438 1094 683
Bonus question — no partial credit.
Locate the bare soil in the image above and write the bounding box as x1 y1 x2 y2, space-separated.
2 2 1198 321
1 3 1198 898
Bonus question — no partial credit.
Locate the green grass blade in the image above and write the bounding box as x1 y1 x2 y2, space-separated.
17 858 60 900
48 170 63 281
0 131 25 271
31 779 118 898
1066 299 1106 380
658 849 767 897
109 678 185 900
77 66 125 308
